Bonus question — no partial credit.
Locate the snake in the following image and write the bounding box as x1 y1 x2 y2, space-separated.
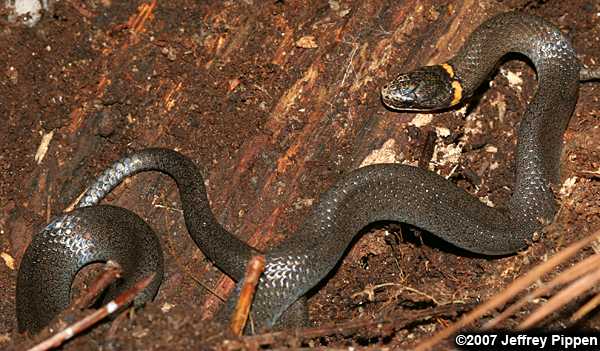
16 12 598 334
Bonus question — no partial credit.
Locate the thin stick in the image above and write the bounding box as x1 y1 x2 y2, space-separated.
72 261 122 309
578 170 600 179
483 254 600 329
26 273 155 351
352 282 441 305
413 229 600 351
580 67 600 81
223 304 471 349
64 189 87 212
571 290 600 322
65 0 96 18
130 0 157 34
519 267 600 329
230 255 266 335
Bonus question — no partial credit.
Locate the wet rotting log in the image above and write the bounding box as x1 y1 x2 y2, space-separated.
7 1 508 320
186 0 508 318
6 0 513 328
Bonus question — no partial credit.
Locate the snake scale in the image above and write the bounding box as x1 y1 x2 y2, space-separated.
16 12 597 333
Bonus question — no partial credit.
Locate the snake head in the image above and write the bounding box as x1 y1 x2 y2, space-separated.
381 65 460 111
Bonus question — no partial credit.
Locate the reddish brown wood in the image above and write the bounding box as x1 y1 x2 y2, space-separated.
4 0 509 320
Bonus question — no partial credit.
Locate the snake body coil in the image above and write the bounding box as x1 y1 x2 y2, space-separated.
17 12 587 333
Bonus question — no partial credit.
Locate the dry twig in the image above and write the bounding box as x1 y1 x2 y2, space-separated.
223 304 471 350
128 0 157 34
72 261 122 309
25 273 155 351
413 228 600 351
571 290 600 323
518 265 600 329
483 254 600 329
230 255 266 336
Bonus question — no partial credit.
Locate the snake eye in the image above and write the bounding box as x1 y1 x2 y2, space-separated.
400 83 418 97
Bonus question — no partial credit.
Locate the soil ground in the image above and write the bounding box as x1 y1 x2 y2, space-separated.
1 0 599 349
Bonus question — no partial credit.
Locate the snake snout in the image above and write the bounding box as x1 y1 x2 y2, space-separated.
381 65 458 111
381 74 422 110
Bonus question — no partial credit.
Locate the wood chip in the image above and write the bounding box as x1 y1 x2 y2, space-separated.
296 36 318 49
34 130 54 165
0 253 15 270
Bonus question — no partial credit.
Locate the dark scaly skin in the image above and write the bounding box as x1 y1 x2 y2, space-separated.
17 12 585 333
75 148 260 280
17 206 164 333
242 12 583 329
381 12 580 249
17 149 259 333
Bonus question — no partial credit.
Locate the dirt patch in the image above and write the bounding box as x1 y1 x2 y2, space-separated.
1 0 599 349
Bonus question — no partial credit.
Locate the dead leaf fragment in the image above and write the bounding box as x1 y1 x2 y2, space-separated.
1 252 15 270
296 36 318 49
228 78 241 92
34 130 54 164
